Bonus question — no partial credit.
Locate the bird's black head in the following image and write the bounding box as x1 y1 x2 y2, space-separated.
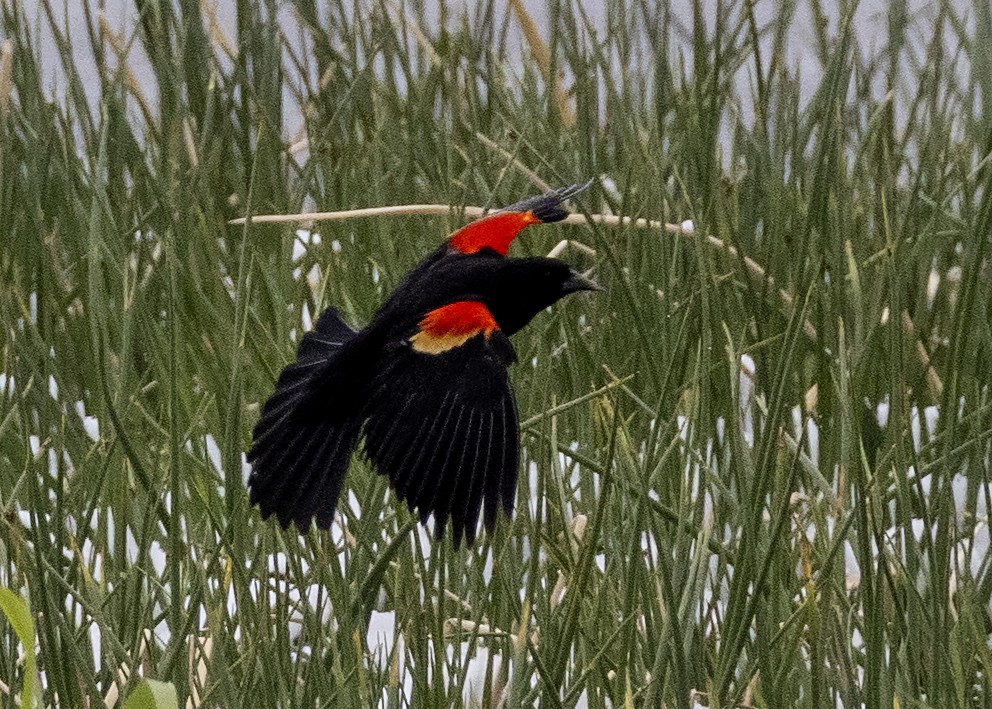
377 253 600 338
480 257 601 336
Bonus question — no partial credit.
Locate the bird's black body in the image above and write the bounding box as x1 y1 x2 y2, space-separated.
248 185 597 545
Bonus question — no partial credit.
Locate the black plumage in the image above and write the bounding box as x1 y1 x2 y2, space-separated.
247 185 598 545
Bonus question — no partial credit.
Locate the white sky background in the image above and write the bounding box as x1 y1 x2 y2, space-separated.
12 0 969 143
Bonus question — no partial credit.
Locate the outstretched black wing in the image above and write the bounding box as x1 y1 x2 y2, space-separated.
362 326 520 547
248 308 364 531
444 181 592 256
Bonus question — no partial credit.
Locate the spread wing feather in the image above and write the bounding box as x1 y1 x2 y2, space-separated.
362 332 520 546
499 181 592 223
445 182 592 255
456 410 493 546
248 308 364 531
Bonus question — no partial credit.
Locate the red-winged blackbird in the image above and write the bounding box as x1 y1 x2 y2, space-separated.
248 185 598 546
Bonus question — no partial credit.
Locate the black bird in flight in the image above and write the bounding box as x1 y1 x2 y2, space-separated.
248 184 598 546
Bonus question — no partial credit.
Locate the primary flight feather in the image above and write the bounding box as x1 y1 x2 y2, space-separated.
247 184 598 546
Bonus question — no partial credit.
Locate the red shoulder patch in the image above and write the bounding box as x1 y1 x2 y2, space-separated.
447 211 541 255
410 301 498 354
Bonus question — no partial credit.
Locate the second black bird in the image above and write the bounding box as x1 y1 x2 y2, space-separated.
248 185 598 546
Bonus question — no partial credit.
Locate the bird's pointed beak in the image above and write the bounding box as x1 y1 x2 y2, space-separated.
563 271 603 293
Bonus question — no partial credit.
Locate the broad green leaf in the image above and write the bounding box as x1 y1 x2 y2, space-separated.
0 586 37 709
122 679 179 709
